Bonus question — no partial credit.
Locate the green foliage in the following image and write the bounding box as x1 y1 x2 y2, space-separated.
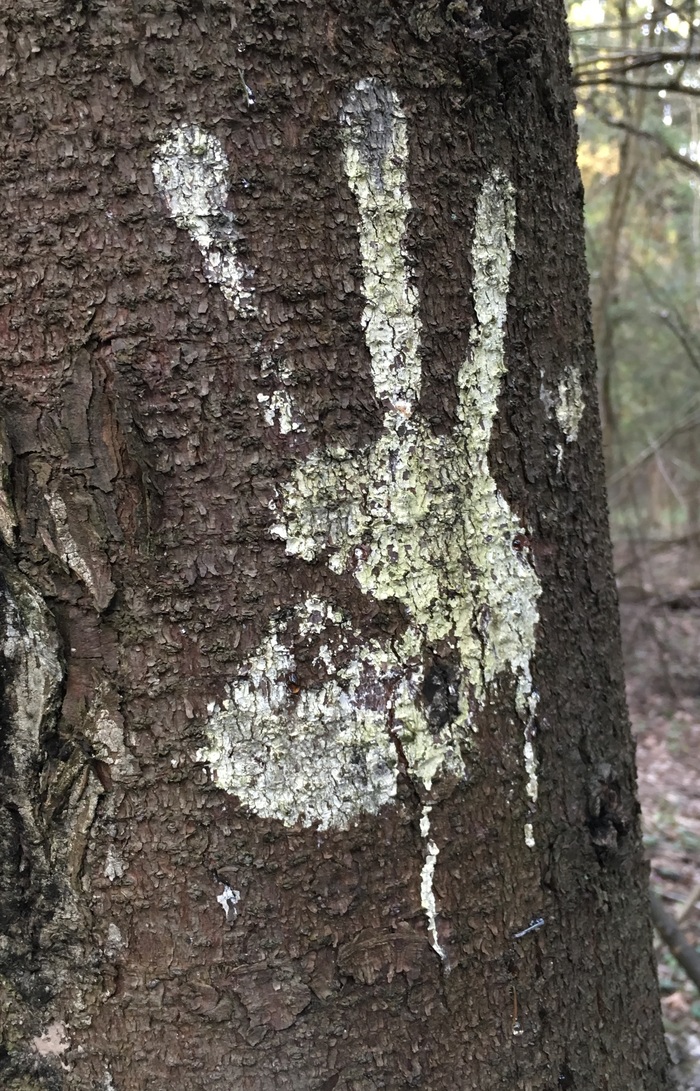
569 0 700 533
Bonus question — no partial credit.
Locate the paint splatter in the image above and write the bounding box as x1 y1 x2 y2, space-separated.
155 80 541 844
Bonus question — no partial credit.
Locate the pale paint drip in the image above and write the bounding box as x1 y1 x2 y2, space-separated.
523 691 539 848
241 76 255 107
152 125 255 316
542 366 585 472
420 806 447 962
160 81 541 842
524 741 538 803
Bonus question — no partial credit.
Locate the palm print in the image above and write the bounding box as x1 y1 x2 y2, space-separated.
152 79 541 841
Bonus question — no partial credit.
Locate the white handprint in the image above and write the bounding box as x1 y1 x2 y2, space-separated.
153 80 541 846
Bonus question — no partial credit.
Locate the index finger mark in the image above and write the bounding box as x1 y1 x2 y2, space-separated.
152 124 255 317
340 80 422 414
457 168 516 434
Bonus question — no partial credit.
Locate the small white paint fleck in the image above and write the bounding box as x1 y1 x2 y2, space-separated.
419 806 447 963
524 822 535 849
216 884 241 923
152 125 255 316
512 916 545 939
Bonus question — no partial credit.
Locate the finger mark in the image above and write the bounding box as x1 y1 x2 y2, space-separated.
470 169 516 329
340 80 421 412
457 168 516 436
152 124 255 316
456 169 542 846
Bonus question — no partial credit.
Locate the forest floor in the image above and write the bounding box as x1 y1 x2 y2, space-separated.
617 539 700 1088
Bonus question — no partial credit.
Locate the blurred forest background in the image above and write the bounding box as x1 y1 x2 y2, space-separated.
568 0 700 1081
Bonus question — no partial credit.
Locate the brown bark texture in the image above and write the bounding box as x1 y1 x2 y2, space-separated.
0 2 670 1090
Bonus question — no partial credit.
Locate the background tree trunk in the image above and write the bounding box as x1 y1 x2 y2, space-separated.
0 2 670 1089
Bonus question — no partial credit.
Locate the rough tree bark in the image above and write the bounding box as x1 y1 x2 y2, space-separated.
0 2 671 1090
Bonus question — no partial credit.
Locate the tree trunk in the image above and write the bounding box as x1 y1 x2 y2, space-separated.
0 3 670 1090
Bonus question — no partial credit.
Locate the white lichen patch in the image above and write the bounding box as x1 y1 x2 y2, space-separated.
0 480 16 547
152 125 255 316
2 568 63 794
257 390 301 434
420 806 447 962
162 80 541 838
32 1022 70 1060
104 846 124 883
90 704 135 779
555 368 584 445
105 922 126 953
45 493 98 600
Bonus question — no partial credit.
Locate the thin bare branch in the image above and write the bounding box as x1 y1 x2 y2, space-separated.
649 888 700 995
631 261 700 376
574 49 700 72
585 108 700 177
575 69 700 92
608 401 700 487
